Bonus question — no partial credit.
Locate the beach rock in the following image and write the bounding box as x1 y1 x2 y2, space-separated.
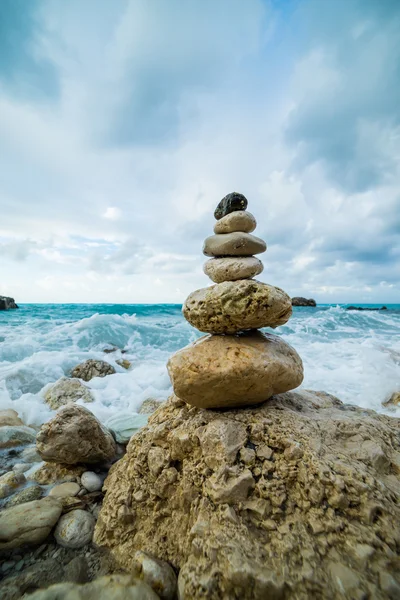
36 405 117 465
0 409 24 427
116 359 131 369
213 210 256 234
347 305 387 311
5 484 43 507
183 280 292 334
20 446 42 463
71 359 115 382
214 192 248 220
0 497 62 550
94 391 400 599
383 391 400 409
49 482 80 498
139 399 163 415
81 471 103 492
44 377 94 410
54 509 95 549
291 297 317 307
28 463 86 485
105 413 149 444
0 425 36 449
23 575 159 600
13 462 31 474
203 232 266 257
167 331 303 408
203 256 263 283
132 550 177 600
0 295 18 310
0 471 26 499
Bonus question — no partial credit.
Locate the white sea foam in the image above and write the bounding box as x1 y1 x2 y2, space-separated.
0 304 399 426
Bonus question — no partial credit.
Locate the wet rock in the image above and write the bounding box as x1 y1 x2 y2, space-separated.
54 509 95 549
81 471 103 492
0 295 18 310
183 280 292 333
213 210 256 234
0 409 24 427
116 359 131 369
20 446 42 463
214 192 248 220
105 413 148 444
36 405 117 465
168 331 303 408
203 256 263 283
44 377 94 410
49 482 80 498
133 550 177 600
383 391 400 409
0 471 26 499
23 575 159 599
0 426 36 449
5 484 43 507
71 359 115 382
13 462 31 474
203 232 266 257
95 390 400 599
291 297 317 307
0 497 62 550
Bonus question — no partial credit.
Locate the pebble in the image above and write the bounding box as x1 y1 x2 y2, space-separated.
203 232 266 257
49 482 80 498
214 192 248 220
81 471 103 492
54 509 95 549
13 462 31 474
203 256 263 283
214 210 256 234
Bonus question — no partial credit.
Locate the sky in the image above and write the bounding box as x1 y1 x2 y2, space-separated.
0 0 399 304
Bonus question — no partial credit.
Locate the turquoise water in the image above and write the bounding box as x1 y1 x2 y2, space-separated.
0 303 399 425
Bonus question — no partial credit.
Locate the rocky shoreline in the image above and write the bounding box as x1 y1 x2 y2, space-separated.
0 296 18 310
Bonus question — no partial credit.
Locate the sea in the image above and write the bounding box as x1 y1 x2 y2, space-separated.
0 303 399 427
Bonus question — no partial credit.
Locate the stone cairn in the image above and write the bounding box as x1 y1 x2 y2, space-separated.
168 192 304 409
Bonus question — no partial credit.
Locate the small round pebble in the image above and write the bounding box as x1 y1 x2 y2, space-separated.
49 482 80 498
54 509 95 549
81 471 103 492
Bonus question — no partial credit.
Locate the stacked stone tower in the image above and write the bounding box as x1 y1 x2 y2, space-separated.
168 192 303 408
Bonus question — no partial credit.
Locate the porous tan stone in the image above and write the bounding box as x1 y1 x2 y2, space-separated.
36 405 117 465
0 409 24 427
213 210 256 234
183 280 292 334
44 377 94 410
203 232 266 257
28 462 86 484
71 359 115 382
167 331 303 408
203 256 263 283
94 391 400 600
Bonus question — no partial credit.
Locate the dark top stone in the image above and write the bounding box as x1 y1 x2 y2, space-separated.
0 296 18 310
291 297 316 307
214 192 248 220
346 306 387 311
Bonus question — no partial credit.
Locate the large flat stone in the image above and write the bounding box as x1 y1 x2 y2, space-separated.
203 256 263 283
0 497 62 550
203 232 266 257
183 280 292 334
167 331 304 408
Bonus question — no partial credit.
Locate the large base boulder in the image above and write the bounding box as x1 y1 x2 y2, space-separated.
95 392 400 599
167 331 303 408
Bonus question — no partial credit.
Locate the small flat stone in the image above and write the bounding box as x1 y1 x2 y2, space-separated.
203 256 263 283
214 210 256 234
214 192 248 220
203 232 266 257
49 482 80 498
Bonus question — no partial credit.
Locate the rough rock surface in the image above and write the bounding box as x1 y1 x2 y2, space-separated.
203 232 266 257
203 256 263 283
71 359 115 382
213 210 256 234
291 297 317 307
44 377 94 410
167 332 303 408
0 295 18 309
0 409 24 427
54 509 95 549
0 425 36 449
139 399 163 415
36 405 117 465
183 280 292 334
95 391 400 599
0 497 62 550
214 192 248 220
28 463 86 485
23 575 159 600
383 392 400 409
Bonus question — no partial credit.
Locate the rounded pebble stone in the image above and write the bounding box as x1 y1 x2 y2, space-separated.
80 472 103 492
214 210 256 234
203 256 263 283
214 192 248 220
49 482 80 498
54 509 95 549
203 232 266 257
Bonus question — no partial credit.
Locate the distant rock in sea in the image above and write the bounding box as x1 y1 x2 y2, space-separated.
346 306 387 311
291 297 316 307
0 296 18 310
